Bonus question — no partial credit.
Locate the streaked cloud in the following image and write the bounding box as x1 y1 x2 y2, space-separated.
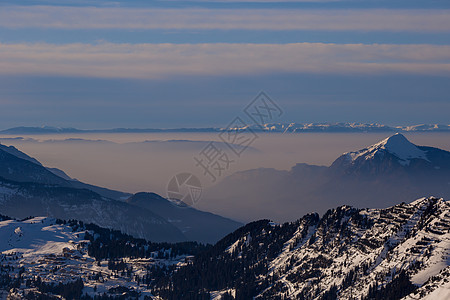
0 6 449 32
1 42 449 79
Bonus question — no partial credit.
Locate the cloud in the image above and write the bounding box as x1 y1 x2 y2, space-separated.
1 42 449 78
0 6 449 32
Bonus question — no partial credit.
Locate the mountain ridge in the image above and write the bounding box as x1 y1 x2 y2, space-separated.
0 143 241 243
0 176 187 242
0 143 130 200
127 192 242 243
154 197 450 299
1 123 450 134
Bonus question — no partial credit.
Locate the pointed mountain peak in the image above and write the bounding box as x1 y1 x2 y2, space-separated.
374 133 428 162
343 133 429 166
382 132 408 142
377 133 412 148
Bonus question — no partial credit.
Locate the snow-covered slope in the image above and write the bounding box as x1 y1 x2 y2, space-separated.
342 133 429 166
330 133 450 176
0 217 205 299
257 197 450 299
155 197 450 299
0 217 83 257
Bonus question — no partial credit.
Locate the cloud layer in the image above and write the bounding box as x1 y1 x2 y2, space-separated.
0 7 449 32
1 42 449 79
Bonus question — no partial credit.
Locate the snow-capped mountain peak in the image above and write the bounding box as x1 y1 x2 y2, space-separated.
344 133 429 166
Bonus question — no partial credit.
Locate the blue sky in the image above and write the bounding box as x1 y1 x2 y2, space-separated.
0 0 449 128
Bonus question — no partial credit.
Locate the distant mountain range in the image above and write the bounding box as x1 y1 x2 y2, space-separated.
230 122 450 133
201 133 450 222
0 144 241 243
0 126 218 134
1 123 449 134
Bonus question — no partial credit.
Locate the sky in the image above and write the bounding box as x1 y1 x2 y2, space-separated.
0 0 449 129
